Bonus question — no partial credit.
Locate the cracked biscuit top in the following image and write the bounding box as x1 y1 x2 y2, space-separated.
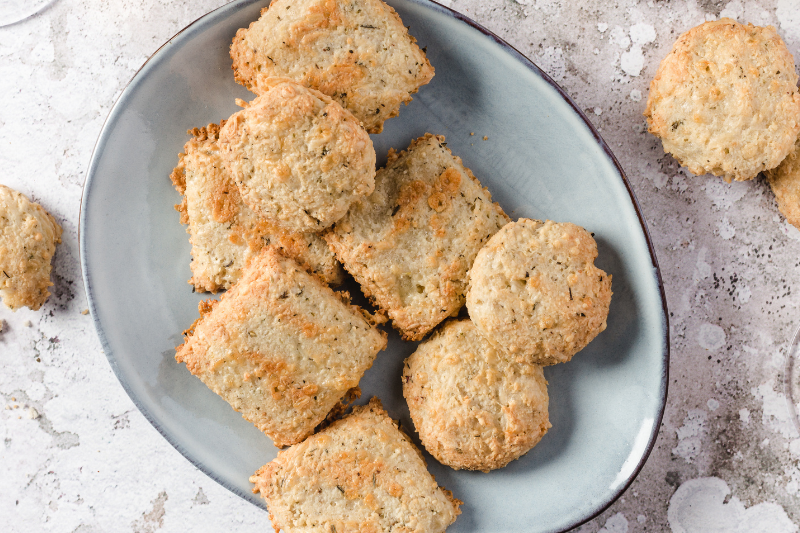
230 0 434 134
0 185 62 311
645 19 800 182
219 79 376 233
467 219 612 366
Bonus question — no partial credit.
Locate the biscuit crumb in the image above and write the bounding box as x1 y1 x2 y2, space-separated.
81 309 89 315
27 407 39 420
482 136 488 140
470 132 474 136
23 320 32 327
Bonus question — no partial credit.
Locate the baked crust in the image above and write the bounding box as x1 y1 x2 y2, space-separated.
218 79 376 233
467 219 612 366
403 319 551 472
175 247 386 447
251 397 461 533
170 121 343 292
325 134 509 341
0 185 62 311
767 136 800 229
644 19 800 182
230 0 434 133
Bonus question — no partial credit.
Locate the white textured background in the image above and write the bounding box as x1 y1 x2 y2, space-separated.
2 0 800 531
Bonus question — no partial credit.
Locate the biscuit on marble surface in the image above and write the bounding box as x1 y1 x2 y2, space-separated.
170 121 343 292
644 18 800 182
467 219 611 366
230 0 434 134
218 79 376 233
767 137 800 229
325 133 509 341
250 397 461 533
403 319 550 472
0 185 62 311
174 247 386 447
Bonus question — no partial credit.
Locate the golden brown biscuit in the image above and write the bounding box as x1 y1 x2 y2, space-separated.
467 219 612 366
403 319 551 472
251 397 461 533
325 134 509 341
0 185 62 311
230 0 434 134
175 247 386 447
645 19 800 182
767 136 800 229
219 79 376 233
170 122 343 292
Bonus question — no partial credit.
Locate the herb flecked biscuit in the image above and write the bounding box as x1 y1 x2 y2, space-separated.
251 397 461 533
230 0 434 134
467 219 612 366
325 134 510 341
0 185 62 311
218 78 376 233
403 319 551 472
170 122 343 292
175 248 386 447
767 137 800 229
644 19 800 182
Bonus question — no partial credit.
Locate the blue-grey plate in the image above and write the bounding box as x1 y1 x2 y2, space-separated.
80 1 669 531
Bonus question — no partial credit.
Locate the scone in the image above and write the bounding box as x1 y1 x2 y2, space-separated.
0 185 62 311
325 134 509 341
230 0 435 133
218 79 376 233
467 219 611 366
644 19 800 182
251 397 461 533
403 319 551 472
766 136 800 229
170 121 343 292
175 247 386 447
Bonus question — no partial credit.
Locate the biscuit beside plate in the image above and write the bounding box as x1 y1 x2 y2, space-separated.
171 121 343 292
230 0 434 134
767 137 800 229
175 247 386 447
403 319 551 472
644 19 800 182
0 185 62 311
325 133 509 341
467 219 611 366
251 397 461 533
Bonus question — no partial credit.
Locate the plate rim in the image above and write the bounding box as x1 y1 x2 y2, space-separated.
79 1 671 531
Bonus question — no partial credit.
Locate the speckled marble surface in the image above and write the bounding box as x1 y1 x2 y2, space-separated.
2 0 800 531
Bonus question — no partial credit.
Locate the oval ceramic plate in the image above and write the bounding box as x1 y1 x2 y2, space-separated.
80 1 669 531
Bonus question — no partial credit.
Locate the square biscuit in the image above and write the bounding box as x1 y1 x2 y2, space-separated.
170 122 343 292
175 247 387 447
325 134 510 340
230 0 434 134
251 397 461 533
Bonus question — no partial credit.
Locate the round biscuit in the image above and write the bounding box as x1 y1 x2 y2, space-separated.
219 78 376 232
644 19 800 182
466 219 612 366
402 319 550 472
0 185 62 311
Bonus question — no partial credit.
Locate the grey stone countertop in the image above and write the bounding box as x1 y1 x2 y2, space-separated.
2 0 800 531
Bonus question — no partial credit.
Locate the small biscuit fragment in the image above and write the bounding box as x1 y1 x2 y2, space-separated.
219 79 376 233
326 134 509 341
175 248 386 447
170 122 343 292
230 0 435 134
0 185 62 311
251 397 461 533
644 19 800 182
767 137 800 229
403 319 551 472
467 219 612 366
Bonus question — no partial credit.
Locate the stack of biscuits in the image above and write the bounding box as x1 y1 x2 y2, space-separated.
170 1 612 531
644 19 800 226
